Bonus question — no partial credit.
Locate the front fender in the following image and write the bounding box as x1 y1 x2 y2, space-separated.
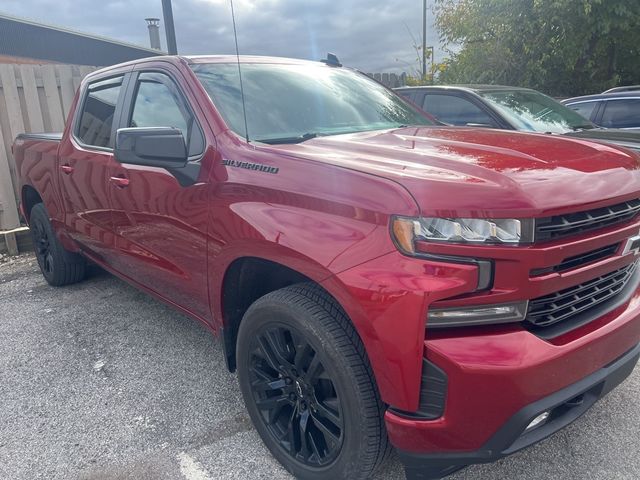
322 251 479 411
206 149 420 328
207 136 436 405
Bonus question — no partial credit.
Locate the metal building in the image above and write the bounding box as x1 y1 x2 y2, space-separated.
0 12 163 66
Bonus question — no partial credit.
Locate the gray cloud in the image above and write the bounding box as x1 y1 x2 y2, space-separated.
2 0 442 73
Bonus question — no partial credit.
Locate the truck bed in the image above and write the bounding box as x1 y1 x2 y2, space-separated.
13 132 63 224
16 132 62 142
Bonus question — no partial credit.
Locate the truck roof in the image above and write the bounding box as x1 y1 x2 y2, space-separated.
185 55 322 65
88 54 327 77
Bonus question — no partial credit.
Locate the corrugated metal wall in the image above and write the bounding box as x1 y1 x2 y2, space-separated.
0 14 161 66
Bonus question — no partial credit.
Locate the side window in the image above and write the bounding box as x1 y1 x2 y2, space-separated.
567 101 598 121
600 99 640 128
129 72 204 156
423 93 496 127
77 76 123 148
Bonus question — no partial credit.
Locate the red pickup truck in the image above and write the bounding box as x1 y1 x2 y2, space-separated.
13 55 640 479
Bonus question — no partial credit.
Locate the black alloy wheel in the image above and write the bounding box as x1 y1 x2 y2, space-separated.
248 325 344 466
28 203 86 286
236 283 391 480
32 217 54 276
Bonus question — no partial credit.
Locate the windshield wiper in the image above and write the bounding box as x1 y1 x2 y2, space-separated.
256 132 321 145
570 124 596 131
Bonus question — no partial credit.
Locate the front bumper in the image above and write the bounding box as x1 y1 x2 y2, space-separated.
326 218 640 478
393 343 640 479
385 280 640 453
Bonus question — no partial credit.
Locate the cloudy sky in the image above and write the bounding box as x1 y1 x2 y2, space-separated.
1 0 443 73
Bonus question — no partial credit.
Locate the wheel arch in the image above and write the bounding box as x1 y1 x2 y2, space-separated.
21 184 43 224
219 255 332 371
21 183 77 253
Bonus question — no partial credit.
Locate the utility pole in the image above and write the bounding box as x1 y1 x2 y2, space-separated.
162 0 178 55
422 0 427 79
428 46 435 84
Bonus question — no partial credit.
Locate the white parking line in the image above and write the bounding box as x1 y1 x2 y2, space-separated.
177 452 213 480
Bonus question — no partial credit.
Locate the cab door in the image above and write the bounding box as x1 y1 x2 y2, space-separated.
107 68 211 320
58 73 129 261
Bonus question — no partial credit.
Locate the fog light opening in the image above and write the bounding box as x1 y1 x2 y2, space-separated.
525 411 551 432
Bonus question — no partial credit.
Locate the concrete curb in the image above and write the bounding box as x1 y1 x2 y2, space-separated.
0 226 31 255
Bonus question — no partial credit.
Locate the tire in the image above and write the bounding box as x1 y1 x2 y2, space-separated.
236 283 391 480
29 203 86 286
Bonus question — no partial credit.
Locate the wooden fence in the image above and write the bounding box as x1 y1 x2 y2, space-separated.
366 72 408 88
0 63 97 231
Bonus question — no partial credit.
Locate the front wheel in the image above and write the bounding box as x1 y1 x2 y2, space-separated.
236 283 390 480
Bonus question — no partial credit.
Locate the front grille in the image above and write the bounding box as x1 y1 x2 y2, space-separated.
535 198 640 242
526 261 638 328
530 243 620 276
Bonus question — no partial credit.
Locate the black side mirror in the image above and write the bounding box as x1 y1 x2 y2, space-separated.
115 127 187 168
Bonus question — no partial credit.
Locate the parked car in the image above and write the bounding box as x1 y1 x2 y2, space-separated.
13 55 640 480
603 85 640 94
396 85 640 151
562 91 640 129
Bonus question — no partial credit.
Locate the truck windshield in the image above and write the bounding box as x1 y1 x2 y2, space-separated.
191 62 432 143
479 89 595 134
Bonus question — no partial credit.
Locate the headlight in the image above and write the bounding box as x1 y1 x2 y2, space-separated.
428 301 529 328
391 216 534 253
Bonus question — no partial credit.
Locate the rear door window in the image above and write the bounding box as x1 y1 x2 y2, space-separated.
567 101 599 121
423 93 497 126
600 99 640 128
76 76 123 148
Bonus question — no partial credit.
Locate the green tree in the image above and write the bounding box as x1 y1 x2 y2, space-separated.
399 24 437 85
434 0 640 96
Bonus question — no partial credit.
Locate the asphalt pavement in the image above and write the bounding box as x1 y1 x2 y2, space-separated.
1 253 638 480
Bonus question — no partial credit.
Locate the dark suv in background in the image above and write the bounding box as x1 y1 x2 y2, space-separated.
396 85 640 151
562 91 640 130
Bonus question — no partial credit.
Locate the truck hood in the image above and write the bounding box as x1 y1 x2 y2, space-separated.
277 126 640 217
